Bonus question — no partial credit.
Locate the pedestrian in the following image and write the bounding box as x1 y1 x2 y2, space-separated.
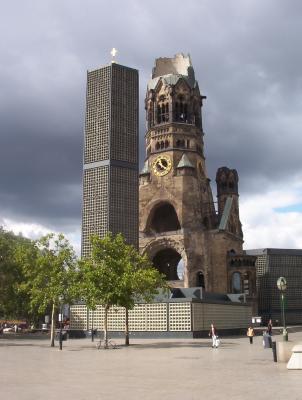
247 326 255 344
267 319 273 336
208 323 218 348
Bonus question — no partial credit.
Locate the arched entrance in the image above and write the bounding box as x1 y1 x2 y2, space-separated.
152 248 184 281
148 202 181 233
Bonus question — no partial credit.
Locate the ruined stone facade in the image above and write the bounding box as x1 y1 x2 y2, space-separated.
139 54 256 294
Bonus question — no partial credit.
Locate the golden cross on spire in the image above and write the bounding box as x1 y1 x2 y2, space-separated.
110 48 118 63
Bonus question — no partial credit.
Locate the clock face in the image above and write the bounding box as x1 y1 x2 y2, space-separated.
152 155 172 177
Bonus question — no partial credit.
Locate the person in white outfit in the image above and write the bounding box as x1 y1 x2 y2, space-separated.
209 323 218 348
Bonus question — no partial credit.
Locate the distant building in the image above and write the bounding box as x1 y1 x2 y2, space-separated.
246 248 302 324
81 62 139 257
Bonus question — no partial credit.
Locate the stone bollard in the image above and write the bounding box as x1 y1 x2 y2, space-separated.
287 344 302 370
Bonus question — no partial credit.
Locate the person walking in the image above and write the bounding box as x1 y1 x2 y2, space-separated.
209 323 218 348
267 319 273 336
247 326 255 344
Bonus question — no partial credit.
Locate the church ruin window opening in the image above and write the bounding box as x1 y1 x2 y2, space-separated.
148 202 181 233
157 102 169 124
152 248 183 281
231 272 242 294
175 99 188 123
197 271 205 288
155 140 169 151
176 139 185 148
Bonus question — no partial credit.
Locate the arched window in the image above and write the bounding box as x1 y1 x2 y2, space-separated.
175 102 179 121
165 103 169 121
183 104 188 121
157 103 169 124
149 203 181 233
231 272 242 294
176 139 185 148
164 140 169 148
175 100 188 122
155 142 160 150
197 271 205 288
160 141 165 149
161 105 166 122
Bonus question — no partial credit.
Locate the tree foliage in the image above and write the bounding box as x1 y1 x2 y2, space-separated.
77 233 166 347
18 233 77 346
0 227 32 319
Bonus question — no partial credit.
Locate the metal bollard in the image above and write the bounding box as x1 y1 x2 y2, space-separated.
272 341 277 362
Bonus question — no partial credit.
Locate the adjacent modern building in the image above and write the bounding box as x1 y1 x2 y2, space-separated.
246 248 302 324
81 62 139 257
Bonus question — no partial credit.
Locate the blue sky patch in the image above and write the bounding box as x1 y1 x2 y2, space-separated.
275 203 302 213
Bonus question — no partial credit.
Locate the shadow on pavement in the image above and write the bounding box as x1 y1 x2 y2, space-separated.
121 341 239 349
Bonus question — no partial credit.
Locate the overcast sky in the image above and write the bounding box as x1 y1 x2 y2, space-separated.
1 0 302 253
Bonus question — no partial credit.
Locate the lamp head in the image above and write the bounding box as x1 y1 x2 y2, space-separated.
277 277 287 291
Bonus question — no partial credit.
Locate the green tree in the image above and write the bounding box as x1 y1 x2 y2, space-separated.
18 233 77 346
0 227 32 320
77 233 166 348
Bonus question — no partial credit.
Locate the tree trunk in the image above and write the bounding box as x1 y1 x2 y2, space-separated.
104 305 109 349
125 307 129 346
50 302 55 347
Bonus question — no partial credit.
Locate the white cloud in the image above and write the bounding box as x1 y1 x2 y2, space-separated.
241 181 302 249
1 217 81 255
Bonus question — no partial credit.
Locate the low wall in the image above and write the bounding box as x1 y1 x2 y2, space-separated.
70 300 252 337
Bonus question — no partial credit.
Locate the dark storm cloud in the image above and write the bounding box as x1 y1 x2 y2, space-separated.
1 0 302 234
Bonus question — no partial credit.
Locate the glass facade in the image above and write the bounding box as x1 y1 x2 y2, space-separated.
246 249 302 324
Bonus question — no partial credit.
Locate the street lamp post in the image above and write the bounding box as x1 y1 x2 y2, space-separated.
91 310 94 342
277 277 288 342
58 295 63 350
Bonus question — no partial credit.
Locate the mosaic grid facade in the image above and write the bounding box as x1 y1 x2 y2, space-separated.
246 248 302 324
81 63 139 257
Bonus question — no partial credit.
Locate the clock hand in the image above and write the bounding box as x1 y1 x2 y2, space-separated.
158 160 166 169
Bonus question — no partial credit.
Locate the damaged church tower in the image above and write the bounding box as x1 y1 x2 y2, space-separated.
139 54 253 294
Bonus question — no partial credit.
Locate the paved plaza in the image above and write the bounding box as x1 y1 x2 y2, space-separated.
1 332 301 400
